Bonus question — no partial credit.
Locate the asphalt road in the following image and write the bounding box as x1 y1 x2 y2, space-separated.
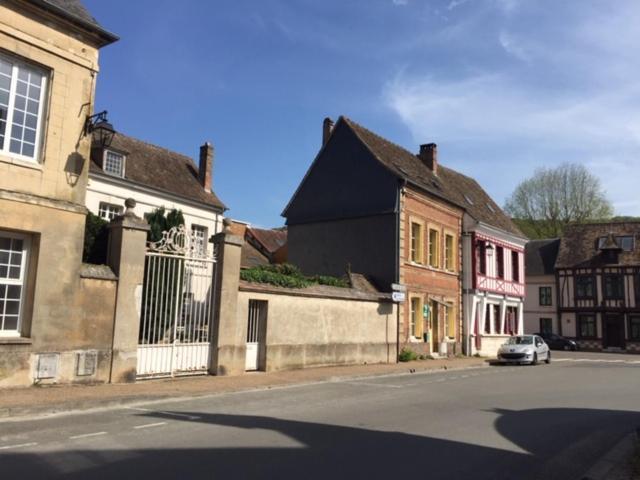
1 353 640 479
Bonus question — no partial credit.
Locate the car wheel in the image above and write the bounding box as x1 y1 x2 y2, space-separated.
545 351 551 364
532 353 538 366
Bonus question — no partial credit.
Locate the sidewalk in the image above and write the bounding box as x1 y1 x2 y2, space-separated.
0 357 488 419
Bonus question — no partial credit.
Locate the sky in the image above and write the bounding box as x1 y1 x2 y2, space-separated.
84 0 640 227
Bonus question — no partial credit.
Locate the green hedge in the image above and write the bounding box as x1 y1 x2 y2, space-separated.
240 263 349 289
83 212 109 264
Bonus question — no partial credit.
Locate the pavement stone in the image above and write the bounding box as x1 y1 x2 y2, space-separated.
0 357 488 419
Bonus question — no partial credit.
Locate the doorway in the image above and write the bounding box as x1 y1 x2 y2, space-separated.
603 315 625 349
246 300 268 371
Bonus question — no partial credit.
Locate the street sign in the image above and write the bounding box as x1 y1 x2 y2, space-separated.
392 291 406 303
391 283 406 292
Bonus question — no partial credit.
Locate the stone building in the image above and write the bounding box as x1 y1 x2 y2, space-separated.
523 239 560 335
0 0 117 386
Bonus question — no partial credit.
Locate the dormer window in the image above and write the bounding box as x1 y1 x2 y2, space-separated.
103 150 125 177
598 235 634 252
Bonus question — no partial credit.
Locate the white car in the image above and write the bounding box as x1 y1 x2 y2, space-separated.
497 335 551 365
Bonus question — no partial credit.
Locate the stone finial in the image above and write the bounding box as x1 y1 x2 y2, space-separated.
222 217 232 233
124 198 137 217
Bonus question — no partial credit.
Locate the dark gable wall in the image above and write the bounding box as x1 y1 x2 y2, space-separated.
285 121 399 289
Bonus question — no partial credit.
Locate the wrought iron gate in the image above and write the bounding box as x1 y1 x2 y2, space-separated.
137 225 216 378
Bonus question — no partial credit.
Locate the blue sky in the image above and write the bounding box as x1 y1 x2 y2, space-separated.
85 0 640 227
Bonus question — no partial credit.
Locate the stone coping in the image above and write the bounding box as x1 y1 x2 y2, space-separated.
80 263 117 280
239 280 392 303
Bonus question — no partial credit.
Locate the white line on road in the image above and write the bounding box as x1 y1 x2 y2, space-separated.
345 382 404 389
127 407 200 420
69 431 107 440
0 442 38 450
133 422 167 430
555 358 640 365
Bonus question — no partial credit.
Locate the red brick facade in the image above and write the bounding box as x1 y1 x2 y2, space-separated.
399 188 463 355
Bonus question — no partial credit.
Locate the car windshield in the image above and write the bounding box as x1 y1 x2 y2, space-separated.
505 336 533 345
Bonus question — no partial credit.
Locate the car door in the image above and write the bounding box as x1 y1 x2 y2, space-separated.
535 336 548 358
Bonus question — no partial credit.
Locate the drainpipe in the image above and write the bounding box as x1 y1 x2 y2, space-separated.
395 180 406 362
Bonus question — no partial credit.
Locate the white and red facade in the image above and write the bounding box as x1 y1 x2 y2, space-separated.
462 219 527 356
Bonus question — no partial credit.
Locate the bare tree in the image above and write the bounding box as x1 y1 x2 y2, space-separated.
504 163 613 239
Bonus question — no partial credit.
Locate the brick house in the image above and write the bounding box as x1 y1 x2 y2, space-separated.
283 116 521 356
556 222 640 352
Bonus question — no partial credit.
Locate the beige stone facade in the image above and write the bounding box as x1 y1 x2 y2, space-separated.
0 1 116 386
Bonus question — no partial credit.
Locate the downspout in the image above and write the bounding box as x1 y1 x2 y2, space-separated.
395 180 406 362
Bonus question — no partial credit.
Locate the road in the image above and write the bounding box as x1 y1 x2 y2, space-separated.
1 352 639 479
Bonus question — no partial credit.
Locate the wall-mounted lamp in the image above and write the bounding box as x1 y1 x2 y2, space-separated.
485 242 494 256
84 110 115 148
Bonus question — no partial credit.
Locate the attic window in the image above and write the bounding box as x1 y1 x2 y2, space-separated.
598 235 634 251
486 203 495 213
397 166 409 176
431 179 441 190
103 150 125 177
463 194 474 205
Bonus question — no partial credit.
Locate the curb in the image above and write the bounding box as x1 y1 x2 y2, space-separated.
0 361 490 422
580 428 639 480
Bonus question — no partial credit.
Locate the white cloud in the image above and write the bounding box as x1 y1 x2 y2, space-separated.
392 0 408 5
498 31 530 62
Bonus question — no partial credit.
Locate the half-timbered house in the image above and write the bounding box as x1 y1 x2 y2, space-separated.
556 222 640 352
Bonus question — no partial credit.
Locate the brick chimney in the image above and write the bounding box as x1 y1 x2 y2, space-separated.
322 117 334 146
418 143 438 175
198 142 214 192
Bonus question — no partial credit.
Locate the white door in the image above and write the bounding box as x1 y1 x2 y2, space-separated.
246 300 267 371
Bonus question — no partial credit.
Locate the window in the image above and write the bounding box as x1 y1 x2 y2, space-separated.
496 246 504 279
428 228 440 268
410 297 423 339
493 304 501 334
635 274 640 304
0 54 47 161
575 275 595 299
486 203 496 213
603 274 624 300
103 150 125 177
477 242 486 275
444 233 455 271
484 305 491 334
98 202 123 221
577 314 597 338
410 222 423 264
629 316 640 341
598 236 634 252
191 224 208 254
463 194 474 205
511 250 520 282
444 304 456 338
539 286 552 306
539 318 553 335
0 233 29 336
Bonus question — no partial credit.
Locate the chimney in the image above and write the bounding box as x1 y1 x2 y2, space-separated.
418 143 438 175
198 142 214 192
322 117 334 146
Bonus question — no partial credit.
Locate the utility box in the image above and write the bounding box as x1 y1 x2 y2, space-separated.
35 353 59 380
76 351 98 376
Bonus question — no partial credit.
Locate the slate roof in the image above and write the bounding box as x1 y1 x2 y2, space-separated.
27 0 118 44
341 117 524 238
90 132 225 211
555 222 640 268
525 239 560 276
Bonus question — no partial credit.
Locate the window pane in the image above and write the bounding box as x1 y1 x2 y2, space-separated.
3 316 18 331
7 285 21 299
0 251 8 264
16 80 27 96
0 75 10 91
25 113 37 129
14 95 25 111
5 300 19 315
21 143 34 157
10 251 22 266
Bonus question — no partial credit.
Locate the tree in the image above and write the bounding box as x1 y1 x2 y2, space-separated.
504 163 613 239
145 207 185 243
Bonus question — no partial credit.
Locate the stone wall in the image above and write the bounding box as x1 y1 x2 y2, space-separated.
237 283 397 372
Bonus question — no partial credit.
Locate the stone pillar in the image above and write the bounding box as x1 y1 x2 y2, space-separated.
107 198 150 383
210 218 245 376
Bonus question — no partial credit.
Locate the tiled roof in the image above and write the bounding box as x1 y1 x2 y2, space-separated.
341 117 524 238
90 132 225 211
27 0 118 43
525 239 560 276
555 222 640 268
247 227 287 255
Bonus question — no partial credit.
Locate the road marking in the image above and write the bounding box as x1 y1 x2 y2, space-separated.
345 382 404 389
555 358 640 365
69 431 107 440
133 422 167 430
0 442 38 450
127 407 200 420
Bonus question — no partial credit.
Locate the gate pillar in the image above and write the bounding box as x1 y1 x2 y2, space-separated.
107 199 150 383
210 219 244 376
